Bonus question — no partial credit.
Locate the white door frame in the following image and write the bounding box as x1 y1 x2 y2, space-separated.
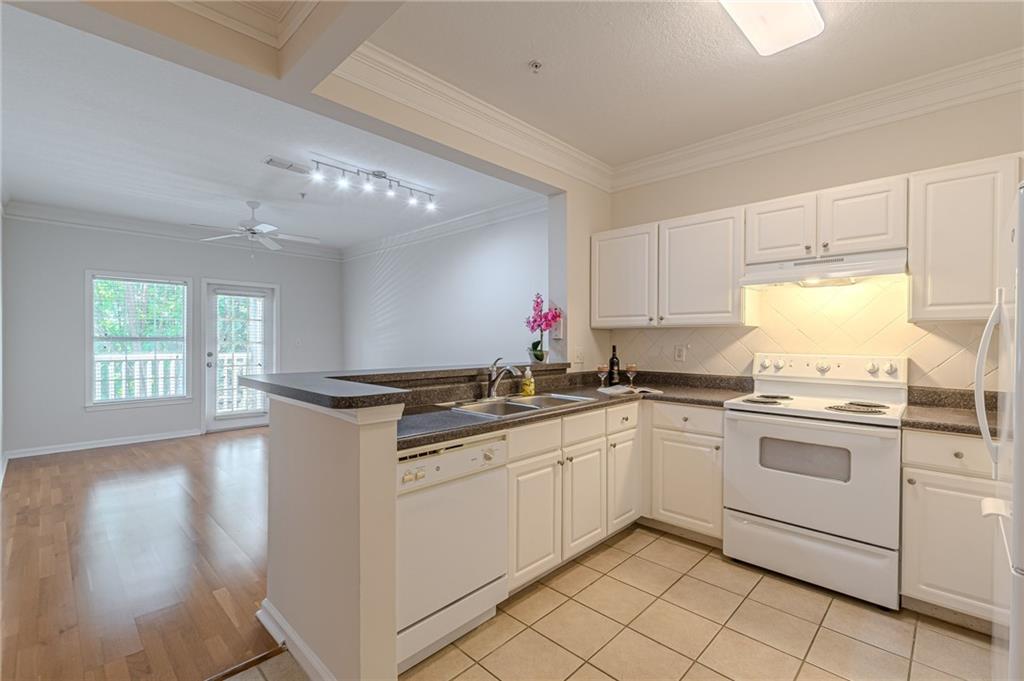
201 278 280 433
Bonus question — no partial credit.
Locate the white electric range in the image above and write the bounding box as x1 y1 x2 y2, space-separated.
722 353 908 609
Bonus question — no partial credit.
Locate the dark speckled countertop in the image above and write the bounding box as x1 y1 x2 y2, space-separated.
902 404 995 437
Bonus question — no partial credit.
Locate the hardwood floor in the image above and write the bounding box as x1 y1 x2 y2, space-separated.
2 429 277 681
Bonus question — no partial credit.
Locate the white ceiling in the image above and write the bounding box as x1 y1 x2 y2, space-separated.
1 7 539 252
369 1 1024 167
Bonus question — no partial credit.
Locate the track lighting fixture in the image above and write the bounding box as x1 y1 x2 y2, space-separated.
294 158 437 212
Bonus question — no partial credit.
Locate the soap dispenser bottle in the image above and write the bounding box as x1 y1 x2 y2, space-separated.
521 367 536 396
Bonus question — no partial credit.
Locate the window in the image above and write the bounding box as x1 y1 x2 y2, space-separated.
89 273 190 405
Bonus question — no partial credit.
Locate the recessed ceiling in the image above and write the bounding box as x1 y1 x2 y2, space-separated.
369 1 1024 167
1 7 539 252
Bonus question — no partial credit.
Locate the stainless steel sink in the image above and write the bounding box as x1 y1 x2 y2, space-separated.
451 400 540 419
508 394 596 409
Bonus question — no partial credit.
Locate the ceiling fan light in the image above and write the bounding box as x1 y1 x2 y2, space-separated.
719 0 824 56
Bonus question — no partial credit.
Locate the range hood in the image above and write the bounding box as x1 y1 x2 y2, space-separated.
740 248 907 287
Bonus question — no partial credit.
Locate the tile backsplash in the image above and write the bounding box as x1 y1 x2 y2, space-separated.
611 275 997 389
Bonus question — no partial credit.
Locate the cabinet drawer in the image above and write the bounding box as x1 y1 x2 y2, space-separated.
902 429 991 477
650 402 723 436
508 419 562 462
606 402 639 435
563 409 607 447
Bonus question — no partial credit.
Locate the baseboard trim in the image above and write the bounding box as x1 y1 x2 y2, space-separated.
638 517 723 550
257 599 338 681
3 429 203 460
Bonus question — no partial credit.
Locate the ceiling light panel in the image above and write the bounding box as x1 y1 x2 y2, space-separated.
720 0 825 56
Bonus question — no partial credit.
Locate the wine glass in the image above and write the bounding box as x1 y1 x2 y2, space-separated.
597 364 609 388
626 363 638 388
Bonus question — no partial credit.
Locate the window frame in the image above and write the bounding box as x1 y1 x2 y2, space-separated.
85 270 194 411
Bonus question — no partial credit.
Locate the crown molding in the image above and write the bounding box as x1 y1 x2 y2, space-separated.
331 43 614 192
339 196 548 262
611 47 1024 191
171 1 316 49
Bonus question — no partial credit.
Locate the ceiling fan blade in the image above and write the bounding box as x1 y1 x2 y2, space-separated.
191 223 233 230
201 233 243 242
273 233 321 244
251 222 278 234
256 236 283 251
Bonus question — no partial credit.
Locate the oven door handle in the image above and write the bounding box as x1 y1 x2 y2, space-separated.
724 409 900 439
974 288 1002 478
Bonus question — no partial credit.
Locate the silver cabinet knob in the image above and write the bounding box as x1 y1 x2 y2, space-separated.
610 442 617 449
566 456 574 463
907 478 917 485
804 245 812 253
557 460 564 466
648 316 654 323
714 445 721 451
658 315 665 321
621 416 630 423
682 416 689 422
953 451 965 459
822 241 829 249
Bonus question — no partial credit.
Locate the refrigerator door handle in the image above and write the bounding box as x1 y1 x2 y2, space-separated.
981 497 1018 575
975 288 1004 478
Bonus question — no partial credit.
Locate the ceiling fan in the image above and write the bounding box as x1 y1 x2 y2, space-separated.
195 201 320 251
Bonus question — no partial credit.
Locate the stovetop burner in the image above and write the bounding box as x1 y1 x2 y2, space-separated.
826 402 889 414
757 394 792 400
847 401 887 408
743 397 782 405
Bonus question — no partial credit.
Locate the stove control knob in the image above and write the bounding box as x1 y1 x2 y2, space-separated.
759 358 771 370
865 361 879 374
772 359 785 370
815 361 831 373
884 361 898 376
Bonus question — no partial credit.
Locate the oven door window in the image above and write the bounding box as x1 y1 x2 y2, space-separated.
759 437 852 482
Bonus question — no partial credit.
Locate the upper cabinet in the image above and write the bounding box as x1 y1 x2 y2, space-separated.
591 222 658 328
660 208 745 326
908 156 1019 321
818 177 908 256
744 193 817 263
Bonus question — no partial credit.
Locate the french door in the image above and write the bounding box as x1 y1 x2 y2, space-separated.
203 282 277 431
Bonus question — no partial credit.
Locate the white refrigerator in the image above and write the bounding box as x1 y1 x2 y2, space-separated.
977 181 1024 678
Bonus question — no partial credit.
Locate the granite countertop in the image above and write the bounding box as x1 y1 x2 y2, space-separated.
902 404 995 437
239 371 410 409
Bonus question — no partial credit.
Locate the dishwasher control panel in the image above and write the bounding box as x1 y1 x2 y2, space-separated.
396 439 508 493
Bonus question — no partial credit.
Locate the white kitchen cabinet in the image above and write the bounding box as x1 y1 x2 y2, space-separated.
909 155 1019 321
659 208 746 326
901 467 1010 622
591 222 658 328
650 428 723 538
562 437 608 559
744 193 817 264
817 176 907 256
607 428 642 534
508 449 563 589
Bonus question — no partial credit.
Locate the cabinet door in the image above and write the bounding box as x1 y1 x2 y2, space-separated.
659 207 745 326
744 193 817 264
901 467 1010 622
562 438 607 559
651 429 723 538
591 223 658 328
818 176 907 256
909 156 1019 321
607 429 643 534
508 450 563 589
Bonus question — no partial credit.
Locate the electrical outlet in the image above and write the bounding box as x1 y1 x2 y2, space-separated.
674 344 687 362
574 347 585 366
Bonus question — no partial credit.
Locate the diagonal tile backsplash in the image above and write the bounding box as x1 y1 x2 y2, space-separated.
610 275 998 389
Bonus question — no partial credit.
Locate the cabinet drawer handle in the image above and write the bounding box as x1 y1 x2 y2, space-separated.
907 478 917 485
621 416 630 423
953 451 965 459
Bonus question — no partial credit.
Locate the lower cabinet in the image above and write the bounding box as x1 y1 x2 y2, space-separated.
901 467 1011 622
563 437 608 560
651 428 723 538
607 428 642 534
508 449 563 590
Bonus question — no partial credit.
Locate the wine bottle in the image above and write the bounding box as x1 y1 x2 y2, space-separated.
608 345 621 386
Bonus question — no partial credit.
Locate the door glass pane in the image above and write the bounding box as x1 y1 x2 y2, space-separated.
215 294 267 416
759 437 851 482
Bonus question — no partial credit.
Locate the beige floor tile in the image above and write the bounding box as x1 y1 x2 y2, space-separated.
795 663 845 680
662 576 744 624
578 545 631 573
747 576 832 624
913 626 991 681
726 599 818 658
683 663 730 680
590 628 693 681
455 665 500 681
500 583 568 625
455 612 526 660
657 532 714 555
629 599 720 659
574 575 656 624
480 630 583 681
533 600 623 659
567 663 615 681
917 616 992 650
698 629 802 681
806 628 910 681
401 645 475 681
608 555 683 595
637 537 706 574
821 598 916 657
604 526 660 554
688 556 762 596
908 661 961 681
258 652 308 681
543 562 603 597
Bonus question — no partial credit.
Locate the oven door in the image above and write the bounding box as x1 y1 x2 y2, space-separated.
724 410 901 549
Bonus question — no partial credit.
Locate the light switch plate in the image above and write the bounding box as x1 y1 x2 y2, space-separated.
674 345 687 362
574 347 585 366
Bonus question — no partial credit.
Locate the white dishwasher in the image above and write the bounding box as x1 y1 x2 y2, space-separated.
396 438 509 672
